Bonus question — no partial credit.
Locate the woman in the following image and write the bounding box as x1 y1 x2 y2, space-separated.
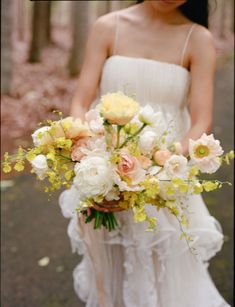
60 1 230 306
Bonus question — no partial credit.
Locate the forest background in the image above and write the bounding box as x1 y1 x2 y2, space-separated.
1 1 234 307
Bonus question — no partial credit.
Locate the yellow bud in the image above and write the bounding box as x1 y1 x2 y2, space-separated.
3 163 12 173
189 166 199 178
203 181 218 192
179 183 189 193
193 182 203 194
14 162 25 172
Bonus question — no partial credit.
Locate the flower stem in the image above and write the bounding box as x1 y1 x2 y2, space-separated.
116 125 123 149
119 123 147 149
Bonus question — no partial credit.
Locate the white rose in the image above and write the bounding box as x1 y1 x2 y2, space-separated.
105 187 120 201
31 154 49 179
32 126 53 147
139 105 161 126
73 154 114 199
164 154 188 179
85 109 104 134
139 130 157 154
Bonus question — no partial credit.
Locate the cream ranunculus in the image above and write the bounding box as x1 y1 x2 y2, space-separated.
31 154 49 179
164 154 188 179
99 92 139 125
189 133 224 173
32 126 53 147
139 130 157 155
73 154 114 199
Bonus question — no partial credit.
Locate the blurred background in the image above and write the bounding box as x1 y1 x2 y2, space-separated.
1 1 234 306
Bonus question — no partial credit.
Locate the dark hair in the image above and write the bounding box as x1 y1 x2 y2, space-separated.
136 0 210 28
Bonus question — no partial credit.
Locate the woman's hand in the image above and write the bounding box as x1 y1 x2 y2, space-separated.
92 199 124 213
70 103 88 121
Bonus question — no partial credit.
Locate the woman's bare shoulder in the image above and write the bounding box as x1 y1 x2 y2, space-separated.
92 11 117 32
191 24 215 51
189 24 216 67
91 6 139 43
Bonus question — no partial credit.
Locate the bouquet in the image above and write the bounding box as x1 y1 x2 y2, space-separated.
2 92 234 249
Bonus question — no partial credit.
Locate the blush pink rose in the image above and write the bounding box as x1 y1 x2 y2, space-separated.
71 138 89 162
153 150 172 166
117 153 146 185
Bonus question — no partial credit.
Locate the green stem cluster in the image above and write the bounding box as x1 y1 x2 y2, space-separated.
119 123 147 149
83 208 118 231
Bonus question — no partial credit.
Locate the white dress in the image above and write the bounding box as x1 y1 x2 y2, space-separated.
59 20 230 307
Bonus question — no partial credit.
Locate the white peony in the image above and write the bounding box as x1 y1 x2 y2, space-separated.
105 187 120 201
31 154 49 179
32 126 53 147
164 154 188 179
189 133 224 173
73 154 114 199
139 105 161 126
139 130 157 154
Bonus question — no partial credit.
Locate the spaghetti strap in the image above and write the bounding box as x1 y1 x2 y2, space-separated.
180 23 197 67
112 13 120 55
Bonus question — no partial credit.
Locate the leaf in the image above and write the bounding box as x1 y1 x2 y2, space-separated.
64 170 73 181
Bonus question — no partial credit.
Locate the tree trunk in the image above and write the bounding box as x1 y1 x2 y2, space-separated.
1 0 14 94
97 1 111 17
28 1 51 63
44 1 52 45
68 1 89 76
219 1 227 38
231 0 234 33
17 0 25 41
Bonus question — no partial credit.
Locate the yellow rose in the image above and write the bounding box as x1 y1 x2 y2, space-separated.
99 92 139 125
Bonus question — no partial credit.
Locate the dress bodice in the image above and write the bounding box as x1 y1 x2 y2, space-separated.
99 55 191 111
94 55 192 140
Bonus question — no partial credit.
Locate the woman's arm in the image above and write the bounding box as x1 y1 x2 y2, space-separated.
70 14 115 119
180 26 217 155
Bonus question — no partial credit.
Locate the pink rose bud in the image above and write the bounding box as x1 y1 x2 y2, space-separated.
153 150 172 166
71 138 88 162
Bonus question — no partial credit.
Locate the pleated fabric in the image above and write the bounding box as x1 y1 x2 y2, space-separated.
60 56 230 307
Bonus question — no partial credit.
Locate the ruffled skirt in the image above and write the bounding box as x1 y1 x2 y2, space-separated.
59 186 230 307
